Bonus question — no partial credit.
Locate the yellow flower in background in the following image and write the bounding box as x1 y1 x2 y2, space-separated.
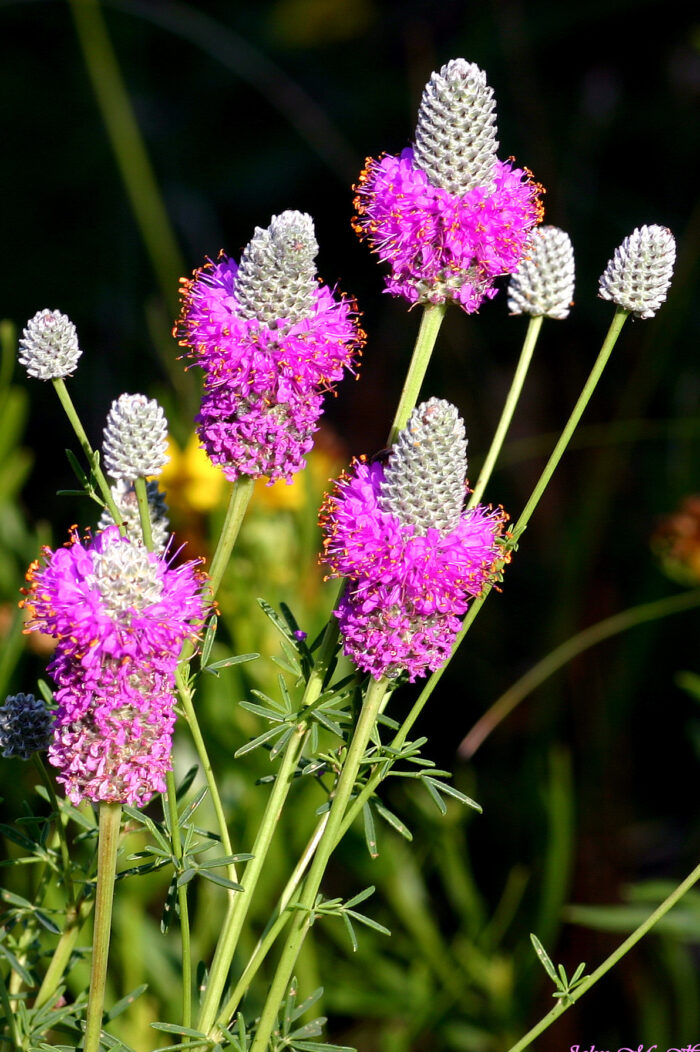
250 431 345 513
160 433 227 515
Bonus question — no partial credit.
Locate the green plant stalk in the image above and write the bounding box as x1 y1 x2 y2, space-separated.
387 303 447 444
67 0 185 315
34 897 94 1011
84 802 121 1052
165 768 192 1030
206 477 256 599
506 859 700 1052
199 613 344 1035
248 676 389 1052
134 476 154 550
175 664 237 881
196 723 308 1033
460 586 700 757
216 815 330 1026
52 377 122 524
366 307 632 735
510 307 630 544
33 754 75 906
467 315 543 508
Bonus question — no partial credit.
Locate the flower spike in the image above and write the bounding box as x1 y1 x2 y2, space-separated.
320 401 507 681
18 309 82 380
353 58 543 312
0 693 53 760
102 393 170 481
177 211 363 484
508 225 576 320
598 224 676 319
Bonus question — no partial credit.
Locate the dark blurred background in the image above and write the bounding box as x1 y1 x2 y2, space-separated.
2 0 700 1048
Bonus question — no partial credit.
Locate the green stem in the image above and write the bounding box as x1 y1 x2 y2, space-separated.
506 859 700 1052
467 315 543 508
387 303 447 445
33 754 75 906
84 802 121 1052
67 0 186 315
368 307 631 742
197 725 308 1034
165 768 192 1030
34 897 94 1011
207 477 256 600
52 378 122 524
248 677 388 1052
134 476 154 550
460 587 700 757
175 664 236 878
216 815 329 1027
511 307 629 544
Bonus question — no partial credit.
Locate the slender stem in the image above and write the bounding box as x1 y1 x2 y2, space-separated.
33 754 75 906
511 308 629 544
34 897 94 1011
387 303 447 445
84 803 121 1052
369 307 632 744
460 587 700 757
67 0 185 314
216 815 330 1027
197 725 308 1034
207 477 255 600
175 664 236 877
165 768 192 1030
467 315 543 508
248 677 388 1052
52 378 122 524
506 859 700 1052
134 476 154 550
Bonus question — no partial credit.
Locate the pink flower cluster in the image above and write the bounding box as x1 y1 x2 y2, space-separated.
353 149 543 312
22 527 205 806
177 255 363 483
320 459 507 681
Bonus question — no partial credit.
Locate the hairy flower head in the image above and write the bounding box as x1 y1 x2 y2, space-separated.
176 212 363 483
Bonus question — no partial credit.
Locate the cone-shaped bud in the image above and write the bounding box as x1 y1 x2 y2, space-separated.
98 479 170 550
234 211 319 330
18 309 82 380
379 398 467 535
102 393 169 481
598 225 675 319
508 225 575 319
413 59 499 195
0 693 52 760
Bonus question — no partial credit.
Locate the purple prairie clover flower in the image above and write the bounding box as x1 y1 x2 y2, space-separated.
21 526 206 805
176 211 364 484
319 400 508 681
353 59 544 312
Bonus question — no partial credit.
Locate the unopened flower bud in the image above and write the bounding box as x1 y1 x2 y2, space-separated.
235 211 319 330
379 399 468 535
18 309 82 380
413 59 499 194
508 225 575 319
98 479 170 550
0 693 52 760
102 394 169 480
598 225 676 319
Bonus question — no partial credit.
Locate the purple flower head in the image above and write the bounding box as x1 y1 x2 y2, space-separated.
176 212 364 483
22 526 206 805
319 400 509 681
353 59 544 312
